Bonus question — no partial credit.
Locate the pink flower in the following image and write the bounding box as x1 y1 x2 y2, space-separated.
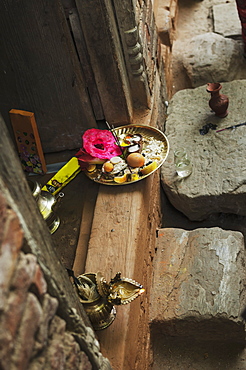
76 147 104 163
82 129 121 160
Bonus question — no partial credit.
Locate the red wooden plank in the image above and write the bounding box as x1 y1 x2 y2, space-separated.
9 109 47 174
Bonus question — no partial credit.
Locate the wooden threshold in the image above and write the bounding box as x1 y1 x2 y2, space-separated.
73 170 162 370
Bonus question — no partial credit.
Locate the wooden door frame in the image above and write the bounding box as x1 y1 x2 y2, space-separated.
111 0 151 108
75 0 133 126
75 0 150 126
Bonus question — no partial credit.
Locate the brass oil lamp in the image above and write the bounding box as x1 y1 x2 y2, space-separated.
74 272 145 330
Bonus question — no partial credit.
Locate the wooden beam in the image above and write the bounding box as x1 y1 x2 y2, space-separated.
75 0 134 126
84 172 161 370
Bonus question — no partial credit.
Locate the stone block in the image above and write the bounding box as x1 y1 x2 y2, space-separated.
155 0 178 47
149 227 246 342
213 3 241 38
161 80 246 221
182 33 246 88
156 8 173 46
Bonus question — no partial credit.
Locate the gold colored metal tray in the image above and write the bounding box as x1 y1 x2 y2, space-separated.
84 124 169 185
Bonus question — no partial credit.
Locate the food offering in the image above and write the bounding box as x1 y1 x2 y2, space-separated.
76 125 169 185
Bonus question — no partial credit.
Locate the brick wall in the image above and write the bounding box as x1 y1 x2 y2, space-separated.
0 192 111 369
137 0 177 99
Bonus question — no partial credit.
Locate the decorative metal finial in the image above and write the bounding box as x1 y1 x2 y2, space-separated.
73 272 145 330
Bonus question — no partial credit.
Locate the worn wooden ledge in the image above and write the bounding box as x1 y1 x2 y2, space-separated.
79 170 161 370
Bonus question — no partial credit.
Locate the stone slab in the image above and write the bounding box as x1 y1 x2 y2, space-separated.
182 32 246 88
213 3 241 38
149 227 246 342
161 80 246 221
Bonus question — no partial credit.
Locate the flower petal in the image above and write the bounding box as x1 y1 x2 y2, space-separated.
82 129 122 159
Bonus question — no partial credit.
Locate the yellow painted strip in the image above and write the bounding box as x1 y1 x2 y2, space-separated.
42 157 81 195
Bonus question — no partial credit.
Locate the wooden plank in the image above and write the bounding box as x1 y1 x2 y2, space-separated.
84 172 161 370
72 175 100 276
68 8 105 121
111 0 151 107
9 109 47 174
75 0 133 126
0 0 96 152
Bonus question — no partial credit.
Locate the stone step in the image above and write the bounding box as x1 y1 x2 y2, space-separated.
161 80 246 221
182 32 246 88
149 227 246 343
213 2 241 39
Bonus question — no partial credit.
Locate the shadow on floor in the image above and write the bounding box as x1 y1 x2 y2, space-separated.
161 187 246 240
151 333 246 370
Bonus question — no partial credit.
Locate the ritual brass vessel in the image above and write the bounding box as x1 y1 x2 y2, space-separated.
75 272 145 330
28 180 63 234
28 180 42 199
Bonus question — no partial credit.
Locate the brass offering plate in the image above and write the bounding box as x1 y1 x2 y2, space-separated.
84 124 169 185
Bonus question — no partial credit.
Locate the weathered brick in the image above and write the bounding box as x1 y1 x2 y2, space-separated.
0 252 38 336
10 292 43 370
41 315 66 368
213 2 241 38
150 227 246 343
0 327 12 370
1 210 23 257
33 264 47 296
63 331 92 369
11 252 37 290
27 356 46 370
42 315 93 369
49 315 66 338
34 293 58 354
46 339 66 369
0 253 39 367
0 193 7 245
77 352 93 370
63 332 83 369
45 326 92 370
0 208 23 310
